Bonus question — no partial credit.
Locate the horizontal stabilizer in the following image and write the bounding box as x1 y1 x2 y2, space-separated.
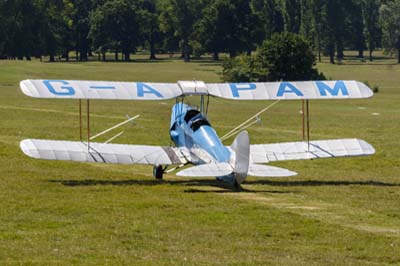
20 139 186 165
248 164 297 177
176 163 233 177
250 138 375 163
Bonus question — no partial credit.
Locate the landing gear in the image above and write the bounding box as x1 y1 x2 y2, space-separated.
233 180 243 192
153 165 164 180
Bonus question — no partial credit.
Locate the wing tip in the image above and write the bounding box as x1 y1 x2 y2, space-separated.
356 138 376 155
355 81 374 98
20 80 37 98
20 139 38 158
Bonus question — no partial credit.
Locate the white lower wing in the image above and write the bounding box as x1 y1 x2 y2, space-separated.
251 139 375 163
20 139 186 165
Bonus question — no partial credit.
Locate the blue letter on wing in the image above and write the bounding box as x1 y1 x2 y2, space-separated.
229 83 256 98
44 80 75 96
316 81 349 96
277 82 303 97
137 83 163 98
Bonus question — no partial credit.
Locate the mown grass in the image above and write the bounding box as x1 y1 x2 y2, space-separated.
0 54 399 265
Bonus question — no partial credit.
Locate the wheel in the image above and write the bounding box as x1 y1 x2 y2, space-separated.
153 165 164 180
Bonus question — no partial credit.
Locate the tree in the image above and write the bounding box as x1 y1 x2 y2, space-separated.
282 0 302 33
311 0 326 62
40 0 74 62
251 0 284 40
222 32 324 82
346 0 366 58
159 0 203 62
380 0 400 63
89 0 141 61
2 0 43 60
71 0 92 61
196 0 260 60
362 0 380 61
140 0 162 60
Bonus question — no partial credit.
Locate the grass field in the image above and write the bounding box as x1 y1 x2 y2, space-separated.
0 53 399 265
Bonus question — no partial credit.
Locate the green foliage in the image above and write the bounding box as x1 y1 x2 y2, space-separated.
89 0 141 61
222 55 265 82
1 0 400 63
380 0 400 63
223 32 325 82
362 0 381 61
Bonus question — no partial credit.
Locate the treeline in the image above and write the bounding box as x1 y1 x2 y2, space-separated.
0 0 399 63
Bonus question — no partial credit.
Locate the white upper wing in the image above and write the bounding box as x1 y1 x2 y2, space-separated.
20 139 186 165
207 80 373 100
250 139 375 163
20 80 182 100
20 80 373 100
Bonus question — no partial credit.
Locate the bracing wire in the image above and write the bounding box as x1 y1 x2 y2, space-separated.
220 100 280 141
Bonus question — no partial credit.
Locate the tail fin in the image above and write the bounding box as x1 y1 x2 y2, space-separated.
231 131 250 184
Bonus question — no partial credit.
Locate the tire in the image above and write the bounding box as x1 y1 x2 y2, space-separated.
153 165 164 180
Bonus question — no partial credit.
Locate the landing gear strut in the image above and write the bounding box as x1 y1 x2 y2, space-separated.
153 165 164 180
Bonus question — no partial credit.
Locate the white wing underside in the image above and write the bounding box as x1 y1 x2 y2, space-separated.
250 138 375 163
20 139 186 165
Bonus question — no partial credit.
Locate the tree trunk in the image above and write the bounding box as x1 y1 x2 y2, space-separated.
49 54 55 62
358 50 364 58
329 46 335 64
26 56 31 61
65 50 69 62
369 49 373 62
75 51 79 61
317 33 321 63
102 52 106 61
149 38 156 60
183 40 190 62
79 51 87 61
115 51 118 61
246 50 251 56
397 47 400 64
229 51 237 58
124 51 130 61
337 47 344 60
212 52 219 61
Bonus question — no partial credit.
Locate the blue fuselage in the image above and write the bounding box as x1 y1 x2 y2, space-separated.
169 103 231 164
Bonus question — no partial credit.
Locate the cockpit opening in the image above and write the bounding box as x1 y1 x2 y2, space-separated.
184 109 200 123
191 118 211 131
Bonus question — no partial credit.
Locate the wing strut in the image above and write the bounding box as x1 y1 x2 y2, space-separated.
87 99 90 150
301 99 311 150
79 99 82 141
306 100 310 151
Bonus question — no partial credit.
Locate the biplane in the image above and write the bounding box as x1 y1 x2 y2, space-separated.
19 79 375 188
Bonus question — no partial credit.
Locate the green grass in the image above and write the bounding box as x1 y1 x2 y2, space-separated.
0 55 399 265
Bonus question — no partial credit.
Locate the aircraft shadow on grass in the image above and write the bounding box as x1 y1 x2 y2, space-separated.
47 178 295 193
47 178 400 194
